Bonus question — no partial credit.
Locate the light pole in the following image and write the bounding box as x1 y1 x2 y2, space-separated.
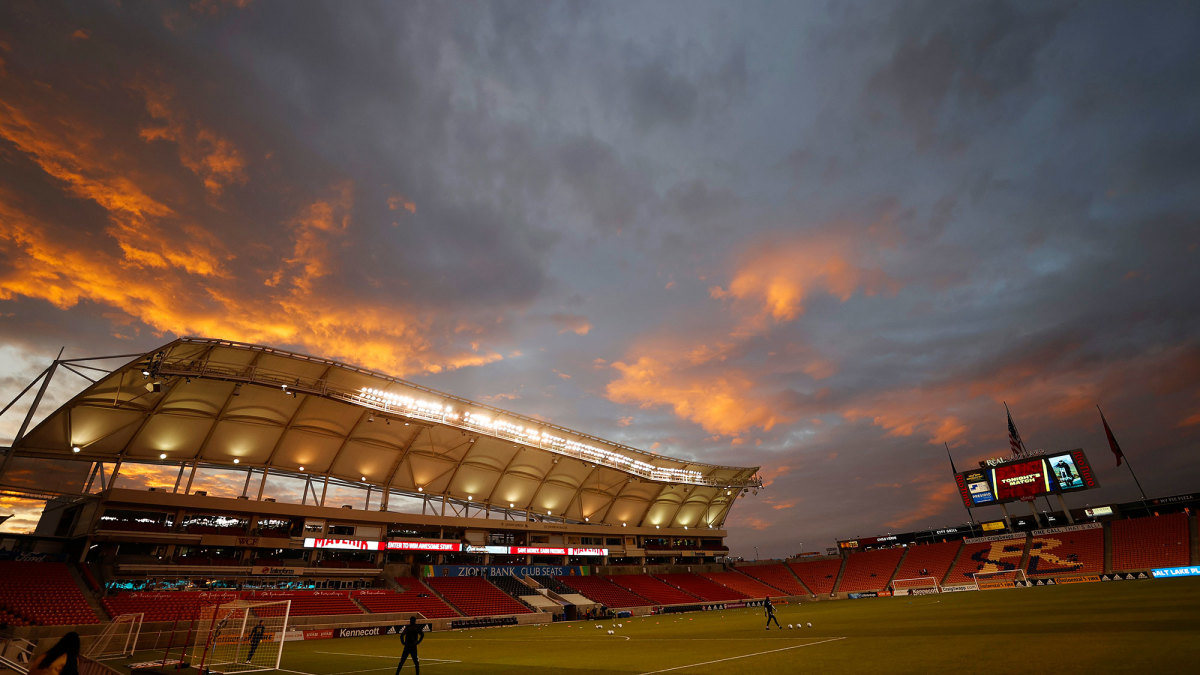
754 546 759 561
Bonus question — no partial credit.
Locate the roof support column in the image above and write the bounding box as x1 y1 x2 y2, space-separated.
257 467 270 500
184 461 198 494
172 464 185 493
320 474 330 507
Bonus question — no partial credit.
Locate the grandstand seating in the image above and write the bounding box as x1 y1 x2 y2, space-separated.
425 577 534 617
733 563 809 595
607 574 700 605
944 538 1027 585
701 571 780 599
1111 513 1191 571
488 575 540 606
1026 528 1105 576
787 558 843 595
891 540 962 586
0 561 99 625
556 575 652 608
836 547 904 593
654 573 746 602
372 578 459 618
101 591 240 622
243 590 362 616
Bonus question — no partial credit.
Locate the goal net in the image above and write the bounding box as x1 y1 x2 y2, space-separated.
190 600 290 673
85 612 143 659
973 569 1028 590
890 577 940 595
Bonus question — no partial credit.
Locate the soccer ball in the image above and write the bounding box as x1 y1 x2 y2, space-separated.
596 624 602 629
806 622 812 627
618 623 623 628
608 630 614 635
788 624 793 629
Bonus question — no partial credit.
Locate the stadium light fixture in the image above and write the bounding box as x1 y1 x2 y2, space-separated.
141 369 150 377
299 466 305 471
622 522 627 527
159 453 167 459
510 503 515 508
72 446 81 453
233 458 240 464
368 414 374 423
417 487 423 492
468 495 473 501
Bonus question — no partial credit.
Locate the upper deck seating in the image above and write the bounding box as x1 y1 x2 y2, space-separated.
556 575 652 608
425 577 534 617
836 548 904 593
787 558 844 595
654 573 746 602
0 561 99 625
1027 528 1105 576
733 563 809 595
701 571 780 599
606 574 700 605
891 540 962 585
1111 513 1190 571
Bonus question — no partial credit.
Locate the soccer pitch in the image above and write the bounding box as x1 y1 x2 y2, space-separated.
118 577 1200 674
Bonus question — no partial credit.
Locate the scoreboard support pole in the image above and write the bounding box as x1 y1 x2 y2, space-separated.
1056 494 1074 524
999 503 1013 529
1027 500 1043 527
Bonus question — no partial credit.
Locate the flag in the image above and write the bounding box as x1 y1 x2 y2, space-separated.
1005 403 1026 457
1099 407 1124 467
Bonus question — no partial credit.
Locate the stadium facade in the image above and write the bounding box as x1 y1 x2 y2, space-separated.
1 337 763 584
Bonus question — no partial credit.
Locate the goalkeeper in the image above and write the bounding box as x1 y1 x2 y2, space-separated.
764 597 781 629
245 620 266 663
395 616 425 674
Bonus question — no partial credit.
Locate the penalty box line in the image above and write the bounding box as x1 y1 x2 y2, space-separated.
637 636 847 675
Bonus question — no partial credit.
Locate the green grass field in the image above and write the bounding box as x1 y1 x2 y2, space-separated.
119 578 1200 674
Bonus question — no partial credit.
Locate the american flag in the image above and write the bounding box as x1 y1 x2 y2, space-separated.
1006 404 1026 457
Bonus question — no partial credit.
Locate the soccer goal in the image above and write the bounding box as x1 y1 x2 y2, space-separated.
85 613 143 659
190 600 290 674
891 577 941 595
972 569 1028 590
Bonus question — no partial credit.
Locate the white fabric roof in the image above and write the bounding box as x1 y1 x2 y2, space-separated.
12 337 761 528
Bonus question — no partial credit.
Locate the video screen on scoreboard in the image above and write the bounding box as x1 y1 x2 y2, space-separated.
1046 452 1084 490
990 459 1051 501
963 470 995 506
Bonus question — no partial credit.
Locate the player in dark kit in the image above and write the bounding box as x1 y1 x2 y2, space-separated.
245 620 266 663
764 597 781 629
395 616 425 674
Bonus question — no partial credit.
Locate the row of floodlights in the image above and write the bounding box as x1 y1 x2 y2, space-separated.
355 387 704 484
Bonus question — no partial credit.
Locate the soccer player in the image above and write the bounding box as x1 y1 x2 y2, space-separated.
764 597 781 629
245 620 266 663
395 616 425 674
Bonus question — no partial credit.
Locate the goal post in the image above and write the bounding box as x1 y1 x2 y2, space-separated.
890 577 941 595
972 569 1028 590
191 600 290 674
84 613 143 659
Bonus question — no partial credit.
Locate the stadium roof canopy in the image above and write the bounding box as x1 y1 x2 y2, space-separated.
5 338 761 529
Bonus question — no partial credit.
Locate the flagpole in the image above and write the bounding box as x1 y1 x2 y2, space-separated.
946 443 973 524
1098 405 1150 514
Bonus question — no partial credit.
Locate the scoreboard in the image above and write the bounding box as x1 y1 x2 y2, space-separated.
954 449 1097 508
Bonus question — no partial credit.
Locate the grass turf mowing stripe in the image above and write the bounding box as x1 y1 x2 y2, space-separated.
637 636 846 674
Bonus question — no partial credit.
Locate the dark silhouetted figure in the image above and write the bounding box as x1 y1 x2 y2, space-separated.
245 620 266 663
764 597 781 629
395 616 425 674
30 632 80 675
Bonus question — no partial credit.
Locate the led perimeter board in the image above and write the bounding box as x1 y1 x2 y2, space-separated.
954 449 1097 508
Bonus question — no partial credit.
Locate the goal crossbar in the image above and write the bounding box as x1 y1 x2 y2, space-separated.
972 569 1028 590
891 576 941 593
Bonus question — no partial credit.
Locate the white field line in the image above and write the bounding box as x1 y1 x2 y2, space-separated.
637 636 847 675
313 653 459 663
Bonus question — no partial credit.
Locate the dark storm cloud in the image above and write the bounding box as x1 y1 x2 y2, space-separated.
1 1 1198 555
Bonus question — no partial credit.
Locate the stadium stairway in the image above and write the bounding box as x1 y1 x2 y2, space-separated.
885 547 908 590
940 542 967 587
1191 514 1199 564
1104 523 1114 574
66 563 109 619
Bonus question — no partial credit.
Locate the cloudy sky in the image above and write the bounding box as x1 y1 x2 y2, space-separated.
1 0 1197 557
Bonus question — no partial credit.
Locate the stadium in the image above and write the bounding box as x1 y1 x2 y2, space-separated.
0 338 1197 674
